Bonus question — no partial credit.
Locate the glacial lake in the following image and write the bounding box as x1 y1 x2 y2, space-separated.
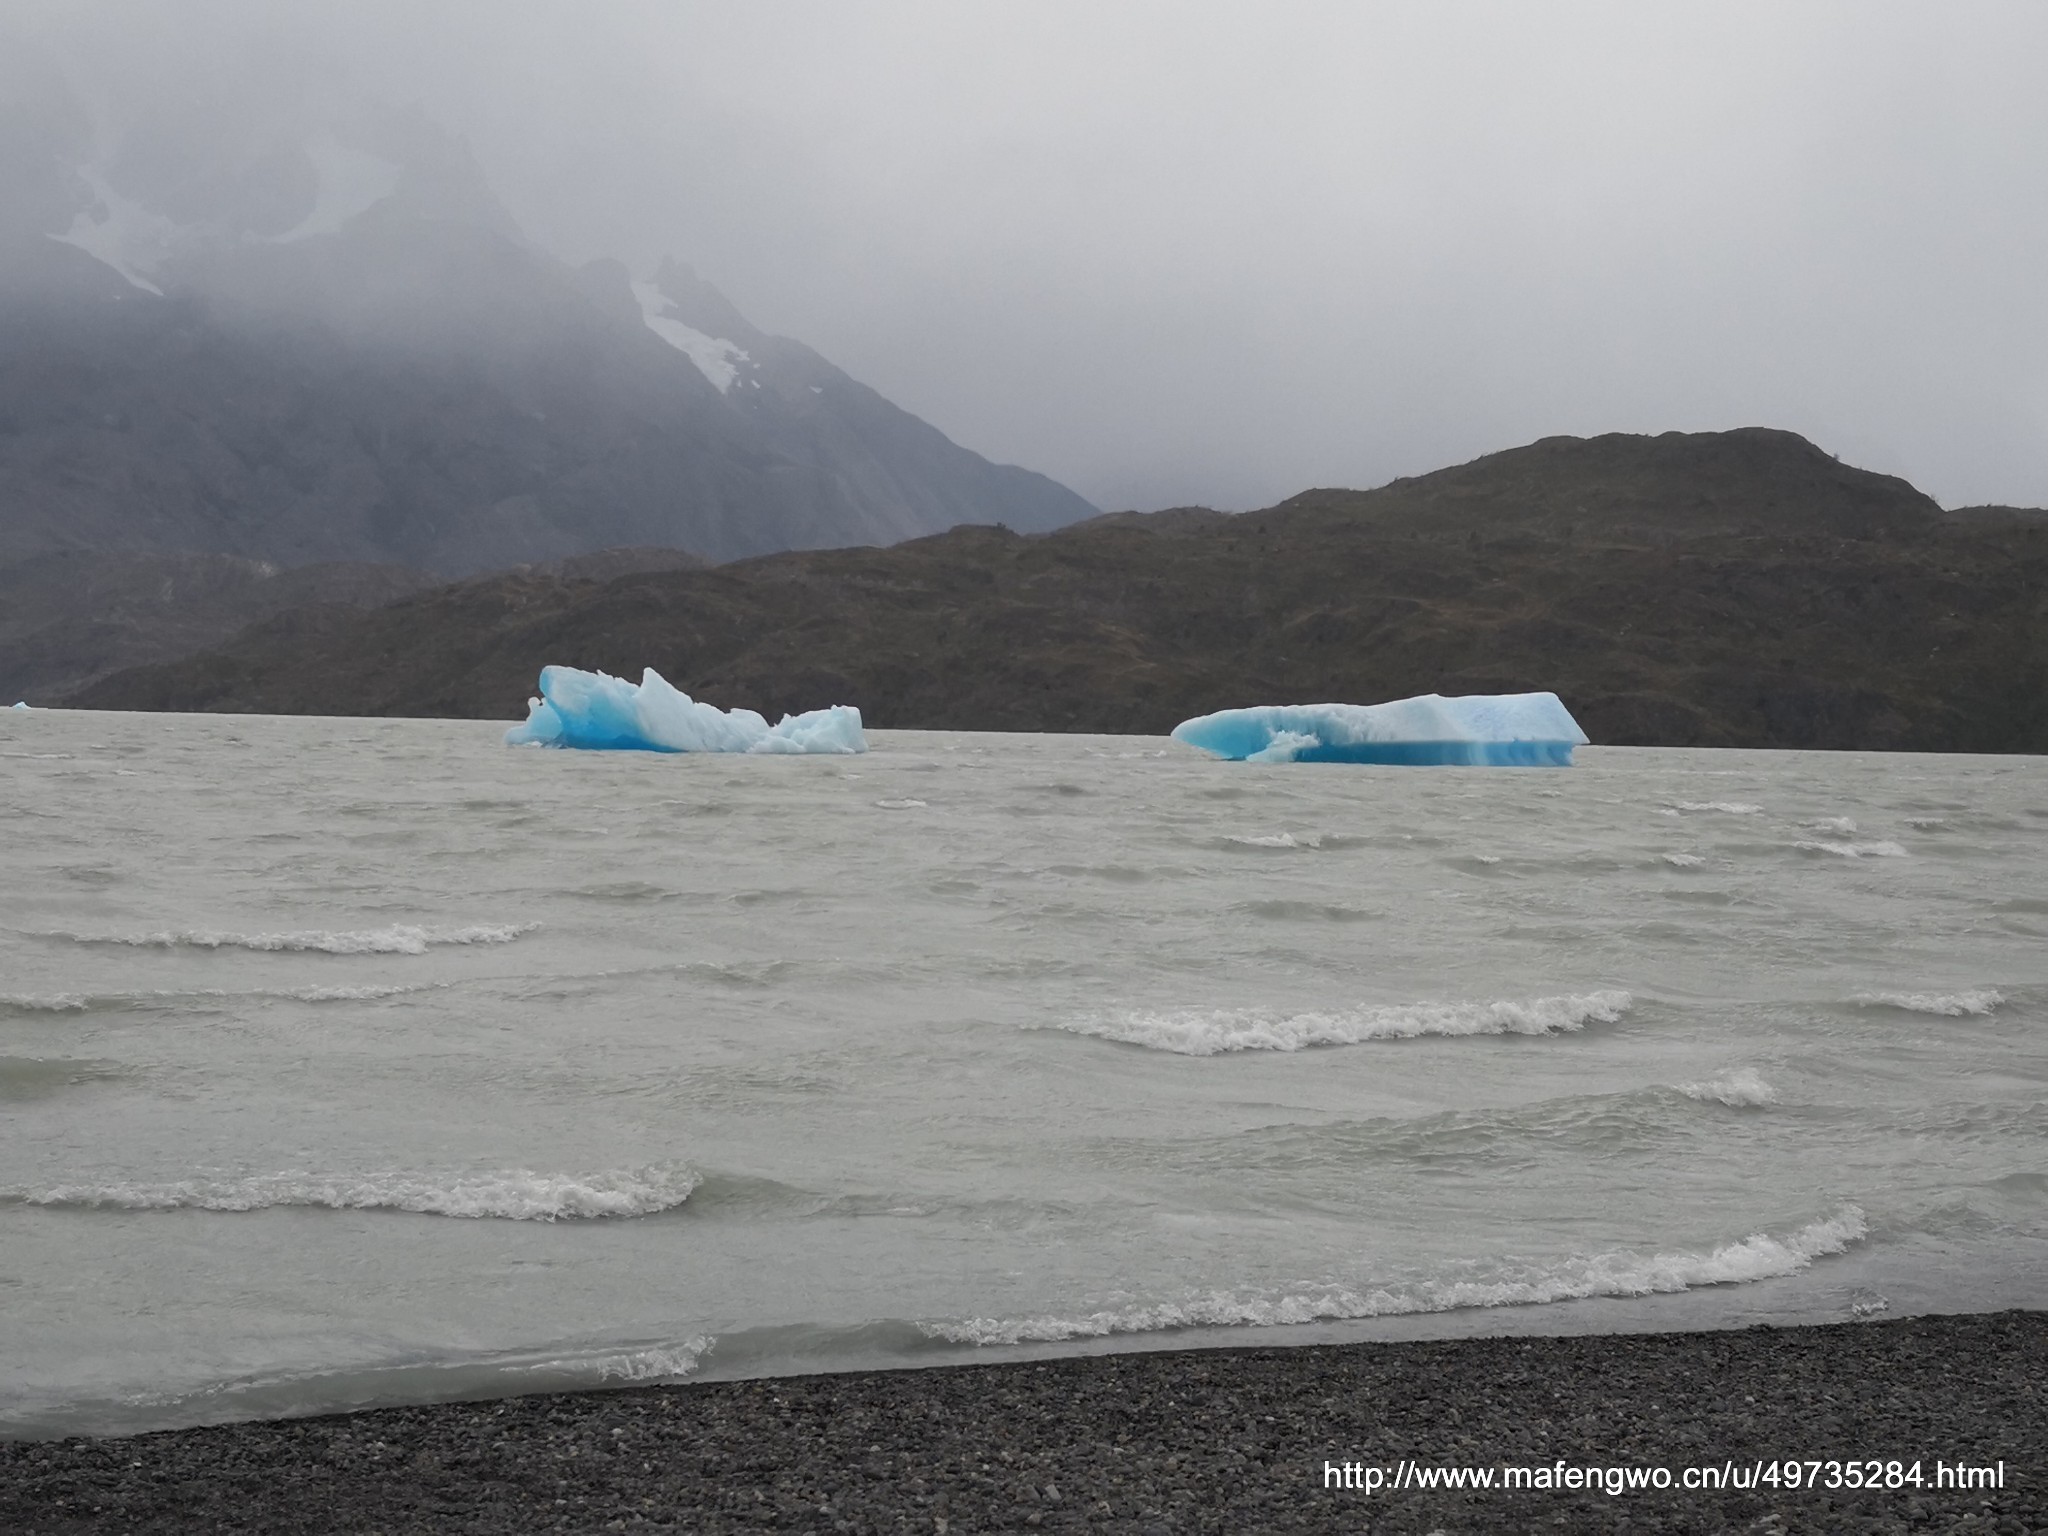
3 710 2044 1437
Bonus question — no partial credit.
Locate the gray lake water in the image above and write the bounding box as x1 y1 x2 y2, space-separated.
3 710 2044 1438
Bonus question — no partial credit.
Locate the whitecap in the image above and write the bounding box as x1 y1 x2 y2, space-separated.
0 993 89 1013
47 923 537 955
280 984 432 1002
1805 816 1858 834
1670 800 1762 814
10 1163 699 1221
922 1208 1866 1344
1852 988 2004 1017
1044 990 1634 1055
1225 832 1322 849
1677 1068 1778 1107
0 983 431 1015
1660 853 1705 868
1794 840 1908 859
874 798 927 810
564 1341 711 1383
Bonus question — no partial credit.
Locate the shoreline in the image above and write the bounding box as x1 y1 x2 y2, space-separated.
4 1310 2039 1533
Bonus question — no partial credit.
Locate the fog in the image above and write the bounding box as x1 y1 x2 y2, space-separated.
9 0 2046 511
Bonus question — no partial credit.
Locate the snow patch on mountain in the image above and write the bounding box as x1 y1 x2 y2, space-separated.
276 137 403 243
631 279 751 392
46 167 177 294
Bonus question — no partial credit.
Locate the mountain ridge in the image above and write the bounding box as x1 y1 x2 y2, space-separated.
60 428 2048 754
0 98 1095 578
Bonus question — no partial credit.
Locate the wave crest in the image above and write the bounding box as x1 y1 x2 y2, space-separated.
1677 1068 1778 1107
10 1163 698 1221
2 983 433 1015
1794 840 1907 859
923 1208 1865 1344
46 923 536 955
1852 988 2004 1017
1044 990 1633 1055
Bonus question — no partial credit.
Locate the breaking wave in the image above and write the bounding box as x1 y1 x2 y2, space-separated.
1671 801 1762 814
45 923 537 955
0 993 90 1014
1 983 437 1015
1677 1068 1779 1107
569 1342 711 1383
922 1208 1866 1344
1660 853 1705 868
1852 989 2005 1017
9 1163 699 1220
1043 990 1634 1055
1225 832 1322 849
1794 840 1908 859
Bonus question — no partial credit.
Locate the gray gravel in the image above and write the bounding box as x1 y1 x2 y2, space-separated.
3 1311 2040 1534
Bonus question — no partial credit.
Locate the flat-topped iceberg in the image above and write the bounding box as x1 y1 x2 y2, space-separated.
505 666 866 754
1172 692 1589 766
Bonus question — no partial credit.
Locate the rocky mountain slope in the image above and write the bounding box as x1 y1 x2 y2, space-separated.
0 97 1094 579
65 429 2048 753
1 545 710 704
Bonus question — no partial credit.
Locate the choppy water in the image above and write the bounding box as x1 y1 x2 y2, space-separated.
2 711 2044 1438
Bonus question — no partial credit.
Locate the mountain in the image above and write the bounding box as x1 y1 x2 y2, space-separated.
64 429 2048 754
0 93 1095 579
0 550 434 704
0 545 713 704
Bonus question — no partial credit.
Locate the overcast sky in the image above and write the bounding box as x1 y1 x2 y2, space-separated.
15 0 2048 512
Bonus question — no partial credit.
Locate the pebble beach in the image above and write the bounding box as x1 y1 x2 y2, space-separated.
3 1310 2040 1534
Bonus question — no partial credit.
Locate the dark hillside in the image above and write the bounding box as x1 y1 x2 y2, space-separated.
1 550 434 702
68 429 2048 753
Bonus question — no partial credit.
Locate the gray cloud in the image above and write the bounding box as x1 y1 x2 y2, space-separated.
10 0 2046 510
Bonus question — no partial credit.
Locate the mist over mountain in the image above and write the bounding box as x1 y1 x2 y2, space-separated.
0 65 1094 580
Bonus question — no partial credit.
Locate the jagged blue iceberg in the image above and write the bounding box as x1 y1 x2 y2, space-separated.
1171 692 1589 766
505 666 866 754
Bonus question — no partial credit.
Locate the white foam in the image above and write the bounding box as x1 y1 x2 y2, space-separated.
1047 990 1633 1055
1805 816 1858 834
1671 800 1762 814
1794 840 1908 859
0 983 431 1014
0 993 89 1013
1225 832 1322 849
585 1341 711 1383
1852 988 2005 1017
1660 853 1705 868
875 799 928 810
52 923 536 955
12 1164 699 1221
283 984 430 1002
1677 1068 1778 1107
925 1209 1866 1344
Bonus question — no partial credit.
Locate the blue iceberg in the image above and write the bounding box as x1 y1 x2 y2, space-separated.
505 666 866 754
1171 692 1589 766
